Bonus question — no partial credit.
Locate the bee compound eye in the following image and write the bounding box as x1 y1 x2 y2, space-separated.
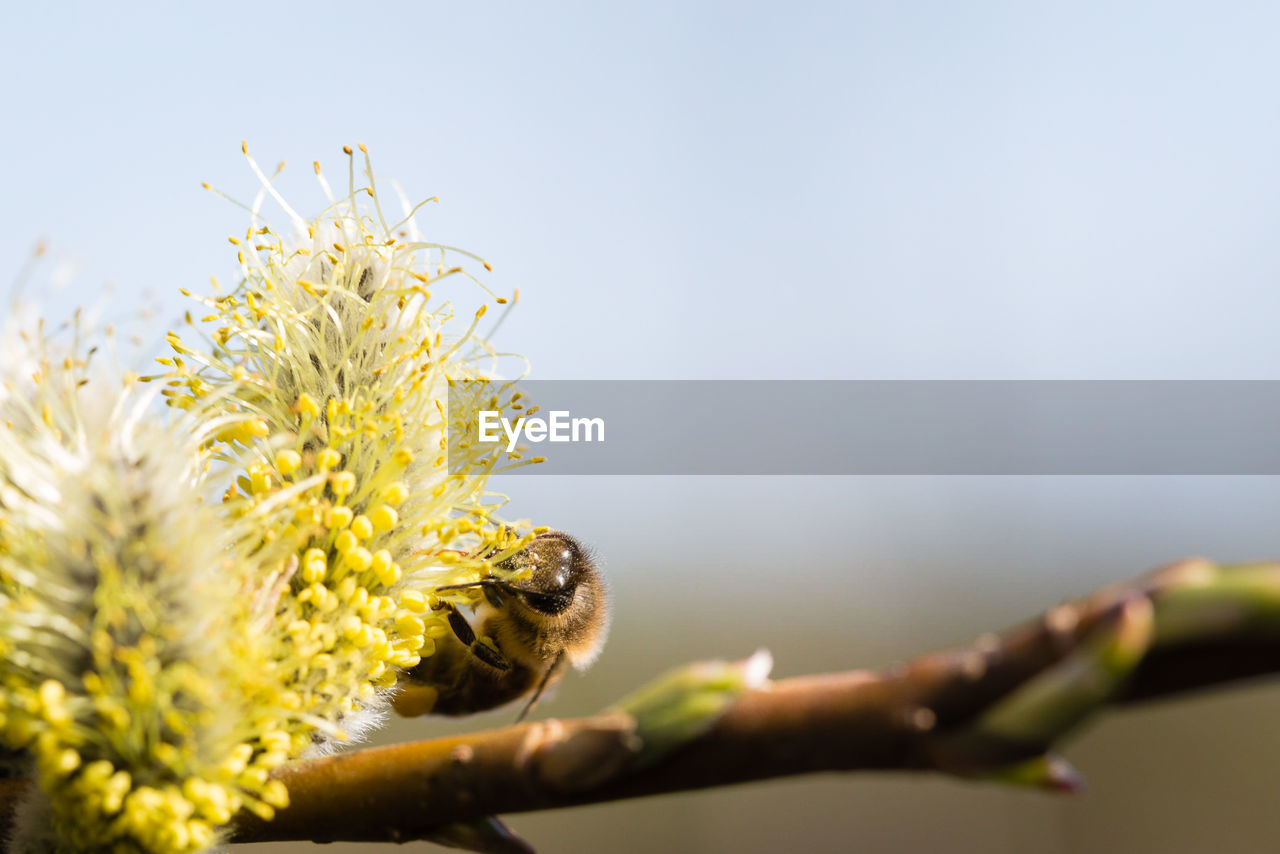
518 588 574 616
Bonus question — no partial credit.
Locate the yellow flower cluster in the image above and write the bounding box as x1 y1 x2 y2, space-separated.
158 145 534 751
0 145 537 852
0 352 292 853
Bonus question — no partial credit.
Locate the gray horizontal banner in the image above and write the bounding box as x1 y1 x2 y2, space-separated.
446 381 1280 475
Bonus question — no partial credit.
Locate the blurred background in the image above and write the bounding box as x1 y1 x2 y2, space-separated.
4 2 1280 851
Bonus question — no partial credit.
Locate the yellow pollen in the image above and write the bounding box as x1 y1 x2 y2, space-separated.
370 505 398 530
331 471 357 496
275 449 302 475
325 506 354 529
350 515 374 540
344 547 373 573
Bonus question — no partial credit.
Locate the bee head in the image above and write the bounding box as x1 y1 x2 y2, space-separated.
492 531 609 668
495 532 592 614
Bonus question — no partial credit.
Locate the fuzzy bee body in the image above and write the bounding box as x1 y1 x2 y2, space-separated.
394 532 608 718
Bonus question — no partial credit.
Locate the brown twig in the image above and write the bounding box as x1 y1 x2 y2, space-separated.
1 559 1275 845
223 557 1280 845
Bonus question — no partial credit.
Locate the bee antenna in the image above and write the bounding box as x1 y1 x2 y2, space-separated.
434 578 502 593
516 650 566 723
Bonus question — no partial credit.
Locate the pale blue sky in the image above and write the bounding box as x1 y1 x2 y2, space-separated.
4 2 1279 382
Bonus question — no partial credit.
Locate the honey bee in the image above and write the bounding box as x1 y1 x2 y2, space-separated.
392 531 608 719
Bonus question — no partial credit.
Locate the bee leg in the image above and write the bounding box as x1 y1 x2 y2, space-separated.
516 649 566 723
440 601 512 672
